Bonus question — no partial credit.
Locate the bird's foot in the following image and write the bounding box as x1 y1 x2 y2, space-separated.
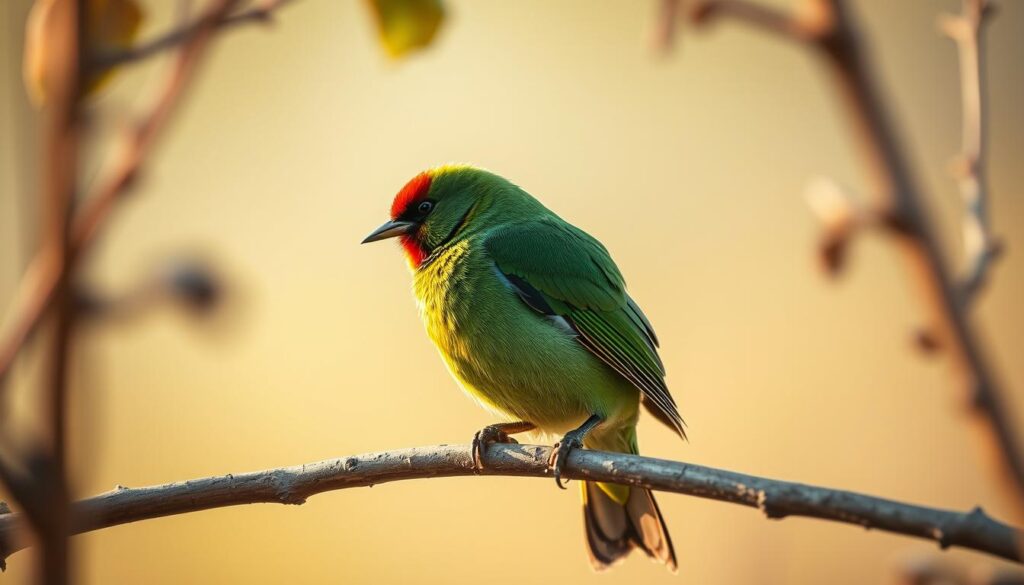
548 434 585 489
471 425 519 470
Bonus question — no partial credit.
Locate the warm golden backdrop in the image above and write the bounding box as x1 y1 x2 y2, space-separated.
2 0 1024 583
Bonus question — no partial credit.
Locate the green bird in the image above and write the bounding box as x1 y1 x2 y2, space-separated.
362 165 684 571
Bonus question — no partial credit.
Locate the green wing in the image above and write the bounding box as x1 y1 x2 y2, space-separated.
485 218 685 439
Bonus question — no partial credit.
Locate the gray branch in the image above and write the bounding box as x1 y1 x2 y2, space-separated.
0 444 1018 569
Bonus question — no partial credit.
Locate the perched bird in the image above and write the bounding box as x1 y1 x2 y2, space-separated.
362 165 685 571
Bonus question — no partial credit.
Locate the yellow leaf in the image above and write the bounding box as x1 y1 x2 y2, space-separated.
24 0 144 106
366 0 445 59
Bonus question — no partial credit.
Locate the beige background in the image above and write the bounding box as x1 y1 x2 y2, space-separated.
2 0 1024 583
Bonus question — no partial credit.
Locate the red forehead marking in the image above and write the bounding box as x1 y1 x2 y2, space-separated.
391 172 433 219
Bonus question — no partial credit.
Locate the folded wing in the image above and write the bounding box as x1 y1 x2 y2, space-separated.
485 218 685 439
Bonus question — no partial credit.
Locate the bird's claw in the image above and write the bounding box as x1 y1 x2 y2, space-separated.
548 435 584 489
472 426 519 470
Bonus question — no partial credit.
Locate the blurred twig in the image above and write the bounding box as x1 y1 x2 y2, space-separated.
89 0 300 72
4 1 86 582
77 257 224 322
0 0 250 389
0 0 248 582
652 0 682 52
0 0 296 388
658 0 830 46
939 0 1001 304
898 554 1024 585
675 0 1024 521
0 443 1019 567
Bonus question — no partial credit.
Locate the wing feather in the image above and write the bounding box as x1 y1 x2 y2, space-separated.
486 218 685 439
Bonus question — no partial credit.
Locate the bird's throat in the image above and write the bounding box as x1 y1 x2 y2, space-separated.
401 234 429 268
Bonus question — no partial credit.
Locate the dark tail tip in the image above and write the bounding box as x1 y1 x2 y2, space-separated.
582 482 677 572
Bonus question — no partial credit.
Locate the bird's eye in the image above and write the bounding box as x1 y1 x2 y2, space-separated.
417 201 434 214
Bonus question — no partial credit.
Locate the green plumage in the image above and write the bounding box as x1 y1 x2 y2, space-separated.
365 165 682 571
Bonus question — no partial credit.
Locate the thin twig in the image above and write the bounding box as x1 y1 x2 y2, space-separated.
0 0 279 388
682 0 830 44
814 0 1024 521
682 0 1024 521
0 0 242 582
940 0 1001 303
0 444 1018 566
88 0 300 72
652 0 682 52
896 554 1024 585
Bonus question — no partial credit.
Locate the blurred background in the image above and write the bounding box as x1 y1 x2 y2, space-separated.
2 0 1024 583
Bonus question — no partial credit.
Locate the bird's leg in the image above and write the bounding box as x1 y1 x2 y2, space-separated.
472 421 537 470
548 414 604 489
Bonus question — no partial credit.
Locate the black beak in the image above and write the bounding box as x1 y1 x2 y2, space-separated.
361 220 416 244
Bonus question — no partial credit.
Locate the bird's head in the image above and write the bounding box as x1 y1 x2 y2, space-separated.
362 165 538 267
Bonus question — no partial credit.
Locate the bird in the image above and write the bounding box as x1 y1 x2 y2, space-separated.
362 165 685 571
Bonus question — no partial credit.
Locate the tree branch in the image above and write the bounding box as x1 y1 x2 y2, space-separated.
812 0 1024 522
939 0 1001 303
12 1 85 581
88 0 301 72
679 0 831 45
681 0 1024 521
0 1 244 581
0 0 266 389
0 444 1019 567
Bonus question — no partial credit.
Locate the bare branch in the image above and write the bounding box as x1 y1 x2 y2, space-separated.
939 0 1001 303
810 0 1024 520
652 0 682 52
680 0 1024 521
0 1 246 582
88 0 301 72
681 0 831 45
11 1 86 581
897 554 1024 585
0 0 266 388
0 444 1017 567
